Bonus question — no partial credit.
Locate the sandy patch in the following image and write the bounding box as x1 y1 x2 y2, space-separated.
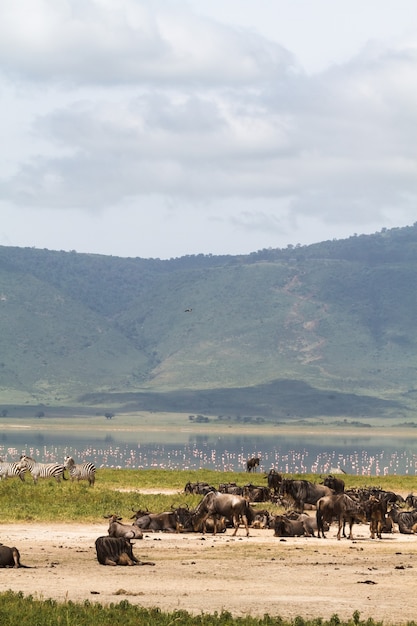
0 521 416 623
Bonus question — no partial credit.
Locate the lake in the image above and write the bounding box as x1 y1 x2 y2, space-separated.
1 427 416 475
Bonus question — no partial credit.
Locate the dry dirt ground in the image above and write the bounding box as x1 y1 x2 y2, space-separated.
1 518 417 624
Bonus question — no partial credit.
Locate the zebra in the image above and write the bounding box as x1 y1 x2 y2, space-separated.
17 455 66 484
0 458 26 481
64 456 96 486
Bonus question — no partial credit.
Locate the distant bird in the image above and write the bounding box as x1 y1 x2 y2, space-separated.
184 308 193 312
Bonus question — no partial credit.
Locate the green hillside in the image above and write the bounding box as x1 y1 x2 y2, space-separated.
0 224 415 419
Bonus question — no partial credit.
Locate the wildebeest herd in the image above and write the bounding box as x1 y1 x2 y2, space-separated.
1 453 417 568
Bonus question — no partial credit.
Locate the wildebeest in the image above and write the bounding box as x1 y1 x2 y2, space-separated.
316 493 367 540
321 474 345 494
387 507 417 534
266 469 282 494
131 509 180 533
366 495 385 539
405 493 417 509
218 482 244 496
174 505 227 533
95 536 155 566
193 491 251 536
105 514 143 539
246 457 260 472
274 513 321 537
280 479 333 512
243 483 271 502
0 544 29 568
184 481 215 495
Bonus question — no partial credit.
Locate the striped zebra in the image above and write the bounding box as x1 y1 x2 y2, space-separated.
0 458 26 481
64 456 96 486
17 454 66 484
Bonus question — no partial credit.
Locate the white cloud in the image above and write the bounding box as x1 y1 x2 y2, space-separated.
0 0 415 258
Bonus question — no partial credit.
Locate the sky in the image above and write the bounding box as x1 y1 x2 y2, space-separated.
0 0 416 260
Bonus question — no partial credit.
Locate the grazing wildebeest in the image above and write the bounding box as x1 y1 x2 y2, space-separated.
131 509 180 533
105 514 143 539
387 507 417 534
95 536 155 566
316 493 367 540
321 474 345 494
193 491 251 536
266 469 282 495
246 457 260 473
274 513 321 537
0 544 29 568
280 479 333 512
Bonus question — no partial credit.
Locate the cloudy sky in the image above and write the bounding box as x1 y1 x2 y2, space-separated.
1 0 416 259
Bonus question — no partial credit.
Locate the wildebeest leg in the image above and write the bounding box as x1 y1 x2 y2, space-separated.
104 557 118 566
337 517 343 540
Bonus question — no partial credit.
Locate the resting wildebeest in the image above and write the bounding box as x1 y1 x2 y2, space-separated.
218 482 244 496
243 484 271 502
131 509 180 532
274 513 322 537
95 536 154 566
0 544 29 568
316 493 367 540
246 457 260 472
105 514 143 539
280 479 333 512
193 491 251 536
387 507 417 534
405 494 417 509
184 481 215 495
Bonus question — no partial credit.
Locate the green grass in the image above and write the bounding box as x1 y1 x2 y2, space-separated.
1 469 415 523
0 592 416 626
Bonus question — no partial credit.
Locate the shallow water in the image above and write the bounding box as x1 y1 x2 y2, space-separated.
1 428 416 475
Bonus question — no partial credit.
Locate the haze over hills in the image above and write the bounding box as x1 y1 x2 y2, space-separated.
0 224 415 421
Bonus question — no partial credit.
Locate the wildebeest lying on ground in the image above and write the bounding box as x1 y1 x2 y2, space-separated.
273 513 326 537
131 509 180 532
0 544 29 568
105 514 143 539
243 483 271 502
316 493 367 540
95 536 155 566
193 491 251 536
387 507 417 534
184 481 215 495
174 505 227 533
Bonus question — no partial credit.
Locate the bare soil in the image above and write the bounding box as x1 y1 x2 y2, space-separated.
1 520 416 623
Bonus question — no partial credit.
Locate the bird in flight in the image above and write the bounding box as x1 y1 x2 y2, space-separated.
184 308 193 312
